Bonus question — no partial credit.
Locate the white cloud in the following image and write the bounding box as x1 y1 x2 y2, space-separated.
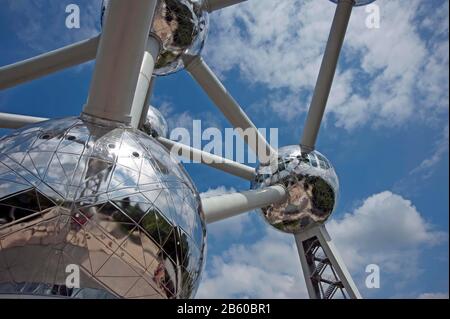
207 213 253 240
159 101 195 131
197 230 308 299
327 191 446 279
205 0 329 90
200 186 253 239
157 100 221 133
200 185 237 198
410 124 449 179
197 191 447 298
393 124 449 194
205 0 449 130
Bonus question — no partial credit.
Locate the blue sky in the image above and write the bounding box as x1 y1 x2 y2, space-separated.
0 0 448 298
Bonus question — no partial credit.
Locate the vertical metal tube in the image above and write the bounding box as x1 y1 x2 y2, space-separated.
138 75 157 129
83 0 158 125
300 0 354 152
130 36 161 128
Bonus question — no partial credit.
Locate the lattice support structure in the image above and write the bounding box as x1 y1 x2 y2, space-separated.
295 225 362 299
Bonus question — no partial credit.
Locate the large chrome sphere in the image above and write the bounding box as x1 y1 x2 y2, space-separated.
101 0 209 76
0 117 206 299
141 105 169 138
251 145 339 234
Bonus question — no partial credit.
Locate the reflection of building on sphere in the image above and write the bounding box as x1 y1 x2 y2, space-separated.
152 0 209 75
101 0 209 76
251 145 339 234
0 117 206 298
141 105 169 138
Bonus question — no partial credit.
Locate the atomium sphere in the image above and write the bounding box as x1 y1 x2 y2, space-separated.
329 0 376 6
251 145 339 234
0 117 206 299
152 0 209 75
141 105 169 138
101 0 209 76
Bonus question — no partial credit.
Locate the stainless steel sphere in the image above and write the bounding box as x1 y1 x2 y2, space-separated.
152 0 209 75
141 105 169 138
101 0 209 76
251 145 339 234
0 117 206 299
329 0 376 6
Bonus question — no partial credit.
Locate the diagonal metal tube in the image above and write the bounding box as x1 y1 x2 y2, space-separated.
157 136 256 181
0 36 99 91
203 0 248 12
183 55 276 165
300 0 354 152
130 36 161 129
0 112 48 129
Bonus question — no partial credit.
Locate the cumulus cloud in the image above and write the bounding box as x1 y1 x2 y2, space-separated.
200 186 254 239
327 191 446 280
197 191 446 298
205 0 449 130
197 230 308 299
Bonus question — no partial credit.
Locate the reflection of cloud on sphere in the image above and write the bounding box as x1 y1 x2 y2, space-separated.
141 105 169 138
0 117 206 298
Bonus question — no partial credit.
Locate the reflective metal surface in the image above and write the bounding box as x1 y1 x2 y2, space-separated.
329 0 376 6
153 0 209 75
0 117 206 299
101 0 209 76
141 105 169 138
251 145 339 234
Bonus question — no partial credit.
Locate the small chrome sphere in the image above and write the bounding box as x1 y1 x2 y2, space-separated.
329 0 376 6
152 0 209 75
251 145 339 234
141 105 169 138
0 117 206 299
101 0 209 76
